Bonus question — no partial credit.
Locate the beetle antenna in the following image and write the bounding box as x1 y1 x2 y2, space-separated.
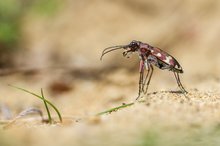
100 45 127 60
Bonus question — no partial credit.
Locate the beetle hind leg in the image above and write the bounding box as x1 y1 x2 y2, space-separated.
174 72 188 94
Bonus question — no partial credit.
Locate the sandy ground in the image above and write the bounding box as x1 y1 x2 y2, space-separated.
1 0 220 146
0 67 220 146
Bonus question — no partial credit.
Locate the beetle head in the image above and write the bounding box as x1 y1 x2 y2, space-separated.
127 40 141 52
100 40 141 60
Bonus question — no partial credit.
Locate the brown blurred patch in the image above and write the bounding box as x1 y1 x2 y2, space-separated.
48 80 73 95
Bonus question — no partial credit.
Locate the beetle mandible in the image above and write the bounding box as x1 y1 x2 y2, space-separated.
100 40 187 100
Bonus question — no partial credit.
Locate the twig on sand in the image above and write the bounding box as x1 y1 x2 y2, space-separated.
97 100 145 116
97 102 134 115
3 107 44 129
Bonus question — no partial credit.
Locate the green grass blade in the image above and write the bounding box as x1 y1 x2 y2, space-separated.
97 102 134 115
9 85 62 122
41 88 52 124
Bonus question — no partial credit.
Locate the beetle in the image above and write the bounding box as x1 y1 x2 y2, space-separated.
100 40 187 100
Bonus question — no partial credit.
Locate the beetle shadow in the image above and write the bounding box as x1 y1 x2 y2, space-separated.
145 90 189 100
147 90 184 95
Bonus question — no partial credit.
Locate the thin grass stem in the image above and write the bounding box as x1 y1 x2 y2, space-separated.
41 88 52 124
9 85 62 122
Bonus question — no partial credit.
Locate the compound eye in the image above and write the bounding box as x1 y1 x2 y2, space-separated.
130 42 136 46
129 41 139 51
133 43 138 48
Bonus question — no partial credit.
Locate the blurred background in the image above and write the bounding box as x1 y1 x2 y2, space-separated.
1 0 220 145
1 0 220 72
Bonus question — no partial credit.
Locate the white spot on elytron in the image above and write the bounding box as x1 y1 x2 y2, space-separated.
156 53 162 57
175 64 182 69
164 56 172 64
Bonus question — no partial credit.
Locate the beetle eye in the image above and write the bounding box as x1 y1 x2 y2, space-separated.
132 43 138 48
130 42 135 46
129 41 139 51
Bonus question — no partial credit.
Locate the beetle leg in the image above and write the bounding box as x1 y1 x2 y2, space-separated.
174 72 188 93
136 60 145 100
144 64 154 95
176 73 188 93
142 62 150 92
174 72 182 92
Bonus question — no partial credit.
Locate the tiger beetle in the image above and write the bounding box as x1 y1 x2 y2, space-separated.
100 40 188 100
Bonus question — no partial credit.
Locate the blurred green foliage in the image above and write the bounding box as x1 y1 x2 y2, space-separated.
0 0 60 67
30 0 61 16
137 126 220 146
139 130 158 146
0 0 21 49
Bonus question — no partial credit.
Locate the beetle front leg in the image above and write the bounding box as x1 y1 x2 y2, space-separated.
136 60 145 100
